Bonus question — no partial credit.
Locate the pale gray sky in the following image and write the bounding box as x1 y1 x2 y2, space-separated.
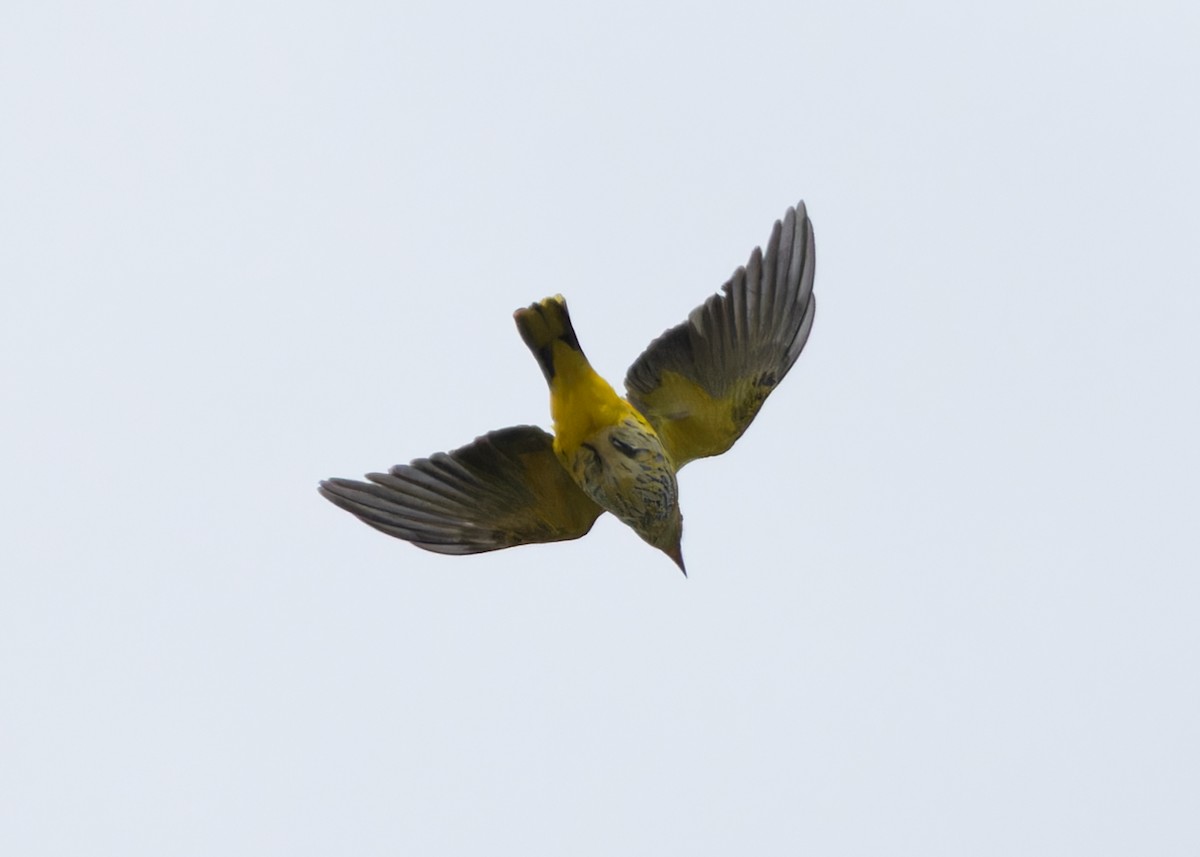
3 2 1198 855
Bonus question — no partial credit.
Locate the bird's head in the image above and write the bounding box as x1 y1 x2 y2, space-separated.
565 416 686 575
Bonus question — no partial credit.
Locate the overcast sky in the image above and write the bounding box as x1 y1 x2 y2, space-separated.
3 2 1198 855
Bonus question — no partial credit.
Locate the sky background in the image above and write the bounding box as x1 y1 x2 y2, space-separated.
3 1 1199 854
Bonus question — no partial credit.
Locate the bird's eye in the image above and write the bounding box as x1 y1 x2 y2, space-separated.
610 436 640 458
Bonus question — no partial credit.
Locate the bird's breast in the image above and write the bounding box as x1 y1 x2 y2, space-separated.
558 416 679 537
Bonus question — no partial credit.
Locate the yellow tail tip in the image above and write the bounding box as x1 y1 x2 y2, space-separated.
514 295 582 381
513 295 569 339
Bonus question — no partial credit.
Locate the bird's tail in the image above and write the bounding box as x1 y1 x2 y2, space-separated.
513 295 586 383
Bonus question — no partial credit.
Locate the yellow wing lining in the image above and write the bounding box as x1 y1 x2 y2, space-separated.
319 426 604 555
624 201 816 467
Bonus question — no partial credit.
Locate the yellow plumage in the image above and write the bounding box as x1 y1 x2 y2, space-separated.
514 296 651 462
320 201 817 575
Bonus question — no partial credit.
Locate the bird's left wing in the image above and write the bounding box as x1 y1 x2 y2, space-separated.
624 201 816 468
319 425 604 555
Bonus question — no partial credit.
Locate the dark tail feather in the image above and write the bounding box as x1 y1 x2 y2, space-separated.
513 295 584 383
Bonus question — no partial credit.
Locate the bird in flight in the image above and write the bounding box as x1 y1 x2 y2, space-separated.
319 200 816 575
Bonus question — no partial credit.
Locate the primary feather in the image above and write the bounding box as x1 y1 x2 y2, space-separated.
624 202 816 467
319 426 602 554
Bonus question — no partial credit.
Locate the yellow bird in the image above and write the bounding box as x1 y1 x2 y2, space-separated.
320 201 816 575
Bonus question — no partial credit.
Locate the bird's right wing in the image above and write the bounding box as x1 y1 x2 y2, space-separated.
624 201 816 468
319 426 604 555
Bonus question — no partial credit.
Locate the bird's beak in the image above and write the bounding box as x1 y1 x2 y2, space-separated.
666 542 687 577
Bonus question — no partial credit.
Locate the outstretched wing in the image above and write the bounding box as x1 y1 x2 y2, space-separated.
624 201 816 468
319 426 603 555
